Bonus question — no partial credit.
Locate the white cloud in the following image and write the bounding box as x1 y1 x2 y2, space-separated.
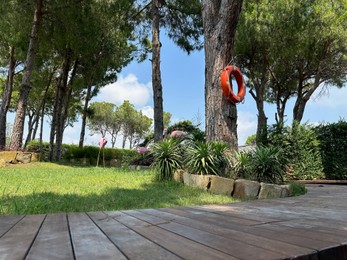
310 86 347 109
237 111 257 145
139 106 154 119
95 74 152 106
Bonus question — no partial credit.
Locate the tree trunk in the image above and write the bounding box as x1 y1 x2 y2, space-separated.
202 0 243 149
24 111 35 148
54 50 72 161
48 79 60 161
249 87 267 145
293 77 321 123
152 0 164 143
79 80 92 148
9 0 43 151
0 46 16 150
49 49 71 161
30 70 54 144
122 135 127 149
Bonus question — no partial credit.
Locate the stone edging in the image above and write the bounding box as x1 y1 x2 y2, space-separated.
0 151 39 166
174 171 290 200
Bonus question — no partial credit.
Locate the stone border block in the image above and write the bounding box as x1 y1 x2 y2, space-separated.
210 176 235 196
183 173 211 191
258 183 282 199
233 179 261 199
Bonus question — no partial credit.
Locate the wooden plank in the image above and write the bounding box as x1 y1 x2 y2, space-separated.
68 212 126 259
106 211 237 260
0 215 24 238
185 204 293 223
123 210 286 259
289 219 347 237
0 214 45 260
161 206 336 251
141 208 318 259
25 213 74 260
170 206 263 226
297 180 347 184
258 223 347 244
88 211 180 260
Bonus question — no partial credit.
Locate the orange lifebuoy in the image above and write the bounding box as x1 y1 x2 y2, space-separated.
220 65 246 104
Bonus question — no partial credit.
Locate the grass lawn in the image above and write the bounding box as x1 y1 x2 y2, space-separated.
0 162 239 215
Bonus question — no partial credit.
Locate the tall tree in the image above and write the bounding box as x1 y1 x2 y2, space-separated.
0 0 33 150
291 0 347 122
202 0 243 149
137 0 203 142
234 0 347 144
0 47 16 150
9 0 43 150
88 102 116 138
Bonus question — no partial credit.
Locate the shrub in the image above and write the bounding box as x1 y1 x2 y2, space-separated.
288 181 307 196
268 122 324 180
233 151 252 179
151 139 182 181
167 120 205 142
314 120 347 180
185 141 231 176
27 141 138 165
26 140 50 161
250 146 284 184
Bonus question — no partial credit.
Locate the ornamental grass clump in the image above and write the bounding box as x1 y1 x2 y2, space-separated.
151 139 182 181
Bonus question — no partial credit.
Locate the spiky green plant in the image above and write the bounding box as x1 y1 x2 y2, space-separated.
233 151 252 179
186 142 217 175
185 142 231 175
251 146 284 184
210 141 232 175
151 139 182 181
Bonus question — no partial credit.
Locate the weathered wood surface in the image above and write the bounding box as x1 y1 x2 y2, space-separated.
1 184 347 259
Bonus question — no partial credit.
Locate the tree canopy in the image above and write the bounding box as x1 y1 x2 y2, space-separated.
234 0 347 143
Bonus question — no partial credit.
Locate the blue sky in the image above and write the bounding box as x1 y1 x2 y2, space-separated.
60 33 347 147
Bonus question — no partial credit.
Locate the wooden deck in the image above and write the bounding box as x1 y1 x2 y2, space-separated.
1 184 347 260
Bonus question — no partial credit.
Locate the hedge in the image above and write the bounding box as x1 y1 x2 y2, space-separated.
314 120 347 180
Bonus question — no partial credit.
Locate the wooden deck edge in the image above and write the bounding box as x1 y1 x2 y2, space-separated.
296 180 347 184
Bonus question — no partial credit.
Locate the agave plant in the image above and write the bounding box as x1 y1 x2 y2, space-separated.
151 139 182 181
210 141 232 175
185 141 231 175
233 151 252 179
250 146 284 184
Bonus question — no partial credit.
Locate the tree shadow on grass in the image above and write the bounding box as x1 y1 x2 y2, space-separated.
0 182 233 215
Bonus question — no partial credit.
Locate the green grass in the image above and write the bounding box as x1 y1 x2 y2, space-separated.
0 162 238 215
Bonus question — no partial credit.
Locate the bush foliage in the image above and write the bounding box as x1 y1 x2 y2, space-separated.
267 122 324 180
314 120 347 180
26 140 137 165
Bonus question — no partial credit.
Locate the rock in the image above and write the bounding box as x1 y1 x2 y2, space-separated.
195 175 212 191
209 176 234 196
0 159 7 167
110 159 121 167
233 179 261 199
173 170 184 183
15 152 32 163
280 184 291 198
183 173 211 191
128 165 136 170
258 183 282 199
